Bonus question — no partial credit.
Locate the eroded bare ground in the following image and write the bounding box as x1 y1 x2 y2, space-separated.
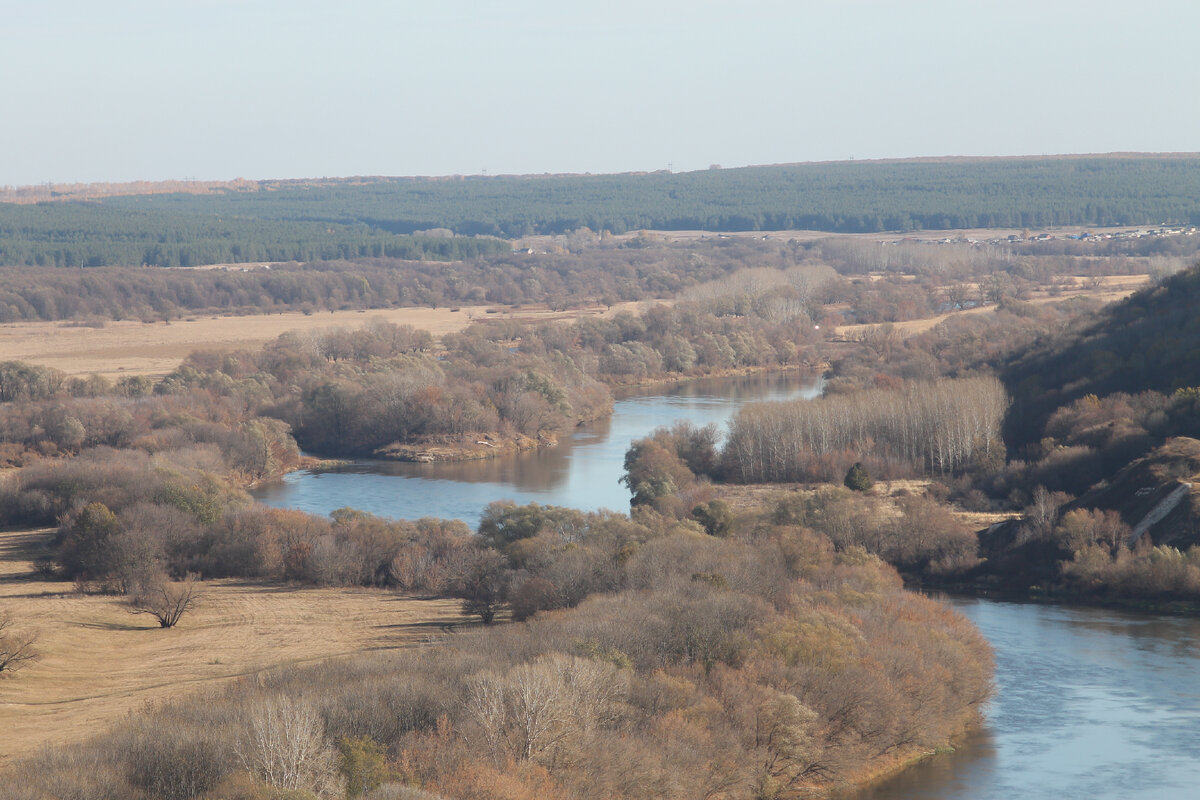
0 528 463 761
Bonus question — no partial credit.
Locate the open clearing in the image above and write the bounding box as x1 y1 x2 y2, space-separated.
0 528 463 761
712 479 1016 529
834 274 1149 339
0 302 642 380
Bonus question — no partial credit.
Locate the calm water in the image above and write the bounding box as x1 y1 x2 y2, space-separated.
251 373 820 526
843 598 1200 800
253 373 1200 799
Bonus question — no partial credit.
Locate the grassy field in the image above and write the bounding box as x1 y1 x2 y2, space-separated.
711 478 1016 529
0 302 638 380
0 527 464 761
833 274 1149 339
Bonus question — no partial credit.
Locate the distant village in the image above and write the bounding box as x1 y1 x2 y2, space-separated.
886 224 1199 247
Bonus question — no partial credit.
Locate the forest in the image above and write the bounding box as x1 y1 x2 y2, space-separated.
4 155 1200 267
2 228 1195 327
0 202 509 268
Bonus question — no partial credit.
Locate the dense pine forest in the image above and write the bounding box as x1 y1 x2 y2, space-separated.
0 203 509 268
3 155 1200 267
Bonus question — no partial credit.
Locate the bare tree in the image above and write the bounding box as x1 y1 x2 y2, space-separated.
238 695 336 793
130 574 202 628
0 610 39 675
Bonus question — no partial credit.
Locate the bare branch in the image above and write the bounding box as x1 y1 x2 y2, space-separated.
0 611 40 675
130 574 202 628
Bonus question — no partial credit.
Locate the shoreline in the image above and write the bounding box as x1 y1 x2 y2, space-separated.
912 578 1200 617
263 364 824 469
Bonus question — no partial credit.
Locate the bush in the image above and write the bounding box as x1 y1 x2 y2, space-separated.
843 462 872 492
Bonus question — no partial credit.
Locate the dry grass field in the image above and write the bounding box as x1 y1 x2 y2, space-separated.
0 527 464 761
712 478 1016 529
834 274 1149 339
0 302 639 380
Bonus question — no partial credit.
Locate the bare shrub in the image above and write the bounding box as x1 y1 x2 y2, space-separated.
0 610 39 676
119 716 230 800
129 574 202 628
237 695 337 794
5 745 127 800
366 785 447 800
462 653 629 767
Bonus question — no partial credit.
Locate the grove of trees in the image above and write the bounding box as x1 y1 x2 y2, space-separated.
723 377 1007 483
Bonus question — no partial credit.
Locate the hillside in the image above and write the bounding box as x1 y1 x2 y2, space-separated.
1002 263 1200 450
4 154 1200 267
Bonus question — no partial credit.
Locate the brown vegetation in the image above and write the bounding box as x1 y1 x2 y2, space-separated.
0 304 631 380
2 230 1187 794
723 377 1006 483
2 502 993 799
0 526 463 762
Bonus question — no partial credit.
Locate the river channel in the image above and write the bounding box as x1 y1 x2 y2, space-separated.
252 373 1200 799
251 373 820 526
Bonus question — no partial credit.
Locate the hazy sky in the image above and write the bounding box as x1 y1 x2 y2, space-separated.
3 0 1197 185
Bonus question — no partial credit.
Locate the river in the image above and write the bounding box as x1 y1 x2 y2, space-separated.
251 373 1200 799
251 372 820 526
842 597 1200 800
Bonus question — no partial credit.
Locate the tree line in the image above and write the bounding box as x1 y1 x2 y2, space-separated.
111 292 822 459
4 156 1200 269
722 377 1007 484
0 238 810 322
0 202 508 268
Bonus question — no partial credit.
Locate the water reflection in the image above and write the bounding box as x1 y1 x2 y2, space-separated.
843 598 1200 800
251 373 820 527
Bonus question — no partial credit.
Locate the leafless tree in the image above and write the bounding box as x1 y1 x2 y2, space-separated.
130 574 202 628
725 376 1007 482
0 610 39 676
463 654 629 767
238 695 336 793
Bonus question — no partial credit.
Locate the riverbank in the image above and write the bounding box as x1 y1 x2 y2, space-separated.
290 364 824 466
912 577 1200 617
832 744 962 799
372 431 554 463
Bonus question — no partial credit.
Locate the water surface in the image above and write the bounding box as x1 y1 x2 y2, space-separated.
841 597 1200 800
252 373 820 526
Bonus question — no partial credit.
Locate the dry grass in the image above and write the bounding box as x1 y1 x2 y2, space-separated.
0 528 463 761
834 274 1149 339
0 302 643 381
712 478 1015 530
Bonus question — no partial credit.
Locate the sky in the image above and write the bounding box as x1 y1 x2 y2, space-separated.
2 0 1197 186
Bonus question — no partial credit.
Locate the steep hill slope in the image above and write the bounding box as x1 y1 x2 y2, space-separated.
1003 263 1200 451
